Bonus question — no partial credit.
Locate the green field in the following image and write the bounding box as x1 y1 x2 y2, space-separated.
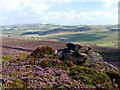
1 24 119 48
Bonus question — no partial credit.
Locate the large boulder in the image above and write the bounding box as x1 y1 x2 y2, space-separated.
66 43 81 52
78 45 92 53
64 52 87 65
57 43 118 72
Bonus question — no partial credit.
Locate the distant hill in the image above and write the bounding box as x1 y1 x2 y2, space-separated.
1 24 119 48
20 26 92 35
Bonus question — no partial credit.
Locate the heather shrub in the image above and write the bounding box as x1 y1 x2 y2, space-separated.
30 46 54 58
2 45 119 89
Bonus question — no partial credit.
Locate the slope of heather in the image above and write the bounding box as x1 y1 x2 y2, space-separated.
1 37 120 71
2 45 120 89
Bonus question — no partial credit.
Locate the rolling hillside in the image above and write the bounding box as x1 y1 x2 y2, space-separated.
1 24 119 47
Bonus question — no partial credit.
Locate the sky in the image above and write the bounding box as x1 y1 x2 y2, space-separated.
0 0 119 25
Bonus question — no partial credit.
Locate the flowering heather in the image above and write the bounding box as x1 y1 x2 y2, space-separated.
1 46 120 89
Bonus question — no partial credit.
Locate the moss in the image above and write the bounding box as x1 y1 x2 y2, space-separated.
68 66 94 77
57 84 70 88
106 70 120 79
40 59 51 68
39 59 68 70
43 83 52 88
79 66 94 74
89 72 111 84
69 68 79 76
64 60 75 67
10 80 25 88
16 53 29 60
68 66 113 89
88 63 100 68
2 55 13 61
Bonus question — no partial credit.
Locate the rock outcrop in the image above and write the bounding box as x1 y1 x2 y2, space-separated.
56 43 118 72
27 43 119 88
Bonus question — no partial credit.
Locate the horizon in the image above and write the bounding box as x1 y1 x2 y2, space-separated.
0 0 119 25
0 23 118 27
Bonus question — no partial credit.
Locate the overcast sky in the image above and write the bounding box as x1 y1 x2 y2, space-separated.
0 0 119 25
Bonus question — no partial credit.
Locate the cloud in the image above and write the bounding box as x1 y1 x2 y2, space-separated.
51 0 72 4
0 0 118 25
0 0 50 12
102 0 119 9
19 11 27 16
0 0 22 11
41 8 117 25
0 0 72 12
0 16 8 21
0 16 8 25
31 3 50 13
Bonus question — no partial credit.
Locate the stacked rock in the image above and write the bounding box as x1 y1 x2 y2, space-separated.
57 43 117 72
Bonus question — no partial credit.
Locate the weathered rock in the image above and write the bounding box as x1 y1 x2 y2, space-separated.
87 50 103 62
65 52 86 65
103 62 118 72
114 78 120 88
57 43 118 73
66 43 81 52
78 45 92 53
